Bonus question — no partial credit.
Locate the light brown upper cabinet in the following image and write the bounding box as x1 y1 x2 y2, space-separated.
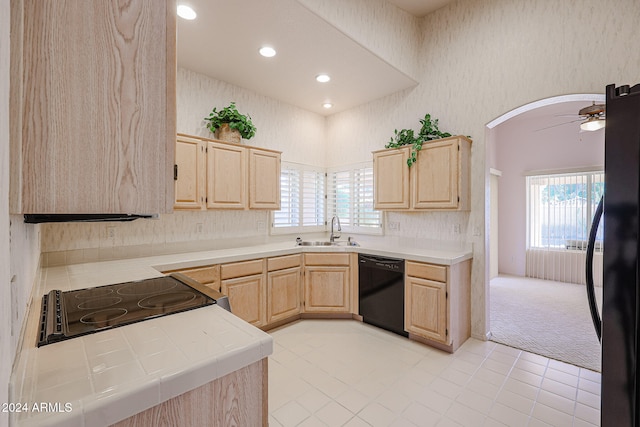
373 136 471 211
249 149 281 209
372 147 411 210
207 141 247 209
12 0 176 214
174 134 281 211
174 135 206 210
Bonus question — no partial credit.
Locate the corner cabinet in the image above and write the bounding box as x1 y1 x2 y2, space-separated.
221 259 266 327
12 0 176 214
267 255 302 324
373 136 471 211
405 259 471 352
303 253 351 313
174 134 281 211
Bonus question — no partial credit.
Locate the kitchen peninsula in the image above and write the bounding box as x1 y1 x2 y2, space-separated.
10 240 471 426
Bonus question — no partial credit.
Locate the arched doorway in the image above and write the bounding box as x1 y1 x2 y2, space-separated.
485 94 605 371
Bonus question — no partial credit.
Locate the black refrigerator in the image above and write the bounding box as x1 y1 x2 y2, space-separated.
586 82 640 426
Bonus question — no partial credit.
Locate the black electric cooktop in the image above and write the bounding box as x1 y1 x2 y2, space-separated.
37 274 227 347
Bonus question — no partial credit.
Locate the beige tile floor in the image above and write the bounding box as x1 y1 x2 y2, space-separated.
268 320 601 427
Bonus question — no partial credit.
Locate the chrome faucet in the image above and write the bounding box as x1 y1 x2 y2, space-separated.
330 215 342 242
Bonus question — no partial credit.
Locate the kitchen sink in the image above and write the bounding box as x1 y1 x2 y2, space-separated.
298 241 334 246
295 238 359 247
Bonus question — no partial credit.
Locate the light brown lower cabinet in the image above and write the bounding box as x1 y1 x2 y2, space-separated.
267 255 302 324
405 276 447 342
165 253 471 353
221 259 266 327
303 253 351 313
404 259 471 352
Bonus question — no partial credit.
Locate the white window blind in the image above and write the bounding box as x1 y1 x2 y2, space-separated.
272 163 325 233
328 163 382 234
527 170 604 250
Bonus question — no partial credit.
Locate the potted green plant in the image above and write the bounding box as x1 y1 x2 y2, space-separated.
385 113 454 167
204 102 257 143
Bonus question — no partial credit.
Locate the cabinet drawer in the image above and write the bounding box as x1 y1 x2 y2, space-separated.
268 254 301 272
406 261 447 283
221 259 264 280
175 265 219 284
304 253 350 266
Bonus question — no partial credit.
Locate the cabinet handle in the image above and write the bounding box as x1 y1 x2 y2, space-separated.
174 164 178 180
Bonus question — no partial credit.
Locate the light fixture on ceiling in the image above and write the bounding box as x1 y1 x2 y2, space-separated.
259 46 277 58
316 74 331 83
177 4 197 20
322 102 333 109
580 116 606 131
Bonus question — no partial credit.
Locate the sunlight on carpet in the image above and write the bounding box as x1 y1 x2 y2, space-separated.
490 275 602 372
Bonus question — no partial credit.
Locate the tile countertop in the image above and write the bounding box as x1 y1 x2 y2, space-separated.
10 240 472 427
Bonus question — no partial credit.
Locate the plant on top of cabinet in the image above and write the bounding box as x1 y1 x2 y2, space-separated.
385 114 460 167
204 102 257 143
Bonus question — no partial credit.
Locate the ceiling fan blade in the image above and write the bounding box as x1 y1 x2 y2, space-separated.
533 118 583 132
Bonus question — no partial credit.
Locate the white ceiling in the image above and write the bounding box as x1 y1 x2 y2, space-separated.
387 0 454 16
496 98 606 135
177 0 454 116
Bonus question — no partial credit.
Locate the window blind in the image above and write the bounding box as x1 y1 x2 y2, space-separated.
328 163 382 234
527 170 604 250
272 163 325 233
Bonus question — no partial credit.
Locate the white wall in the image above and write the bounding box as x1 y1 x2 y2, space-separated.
1 0 11 417
37 0 640 340
321 0 640 338
2 0 42 419
40 68 328 256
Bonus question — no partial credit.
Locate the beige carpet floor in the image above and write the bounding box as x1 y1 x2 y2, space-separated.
490 275 602 372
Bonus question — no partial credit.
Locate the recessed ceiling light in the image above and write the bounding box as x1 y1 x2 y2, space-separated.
322 102 333 109
316 74 331 83
177 4 197 20
259 46 277 58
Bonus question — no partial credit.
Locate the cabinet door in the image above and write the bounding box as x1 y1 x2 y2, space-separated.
249 149 281 209
412 139 459 209
267 267 301 324
221 274 265 327
373 147 410 209
18 0 175 214
405 276 448 343
303 266 350 313
174 135 206 210
207 142 246 209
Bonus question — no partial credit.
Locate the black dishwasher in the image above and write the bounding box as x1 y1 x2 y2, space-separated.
358 254 407 337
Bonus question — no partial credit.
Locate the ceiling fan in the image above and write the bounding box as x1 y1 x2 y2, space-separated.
535 102 606 132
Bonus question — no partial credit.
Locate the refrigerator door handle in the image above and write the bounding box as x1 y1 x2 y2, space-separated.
585 195 603 342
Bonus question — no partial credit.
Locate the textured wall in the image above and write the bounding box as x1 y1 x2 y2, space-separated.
323 0 640 338
177 68 326 165
41 68 327 254
38 0 640 340
2 0 42 413
1 0 11 416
